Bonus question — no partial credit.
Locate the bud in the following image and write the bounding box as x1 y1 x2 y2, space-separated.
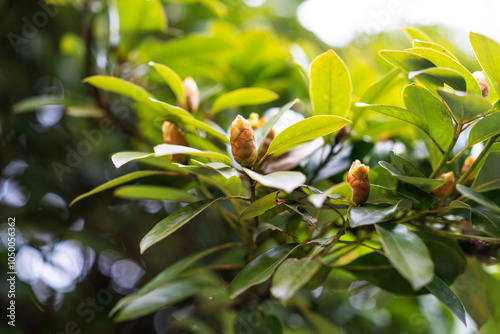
473 71 489 99
230 115 257 167
162 121 189 164
461 156 476 175
430 172 455 201
249 113 276 160
178 77 199 112
346 160 370 205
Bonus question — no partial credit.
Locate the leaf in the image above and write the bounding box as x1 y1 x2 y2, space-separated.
376 224 434 290
389 151 426 177
456 184 500 214
229 243 300 299
140 198 226 253
69 171 165 206
116 0 166 32
309 50 352 117
154 144 232 166
113 185 198 203
408 67 466 91
451 200 500 238
348 202 400 227
12 95 65 113
83 76 151 102
355 103 428 131
114 280 211 322
191 160 237 179
359 68 402 104
254 99 299 153
470 32 500 97
437 88 492 124
472 151 500 192
233 308 283 334
379 50 435 73
402 27 432 43
243 168 306 194
239 191 279 220
148 97 194 118
379 161 444 192
262 115 351 159
149 62 185 104
426 275 467 326
413 40 458 60
270 258 321 304
469 112 500 147
112 151 154 168
210 88 278 114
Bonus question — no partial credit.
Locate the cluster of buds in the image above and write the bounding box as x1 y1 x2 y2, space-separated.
347 160 370 205
430 172 455 202
473 71 490 99
178 77 199 113
162 121 189 164
230 115 257 167
249 113 276 161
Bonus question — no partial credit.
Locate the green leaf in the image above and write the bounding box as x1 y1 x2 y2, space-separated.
426 275 466 326
239 191 279 220
165 114 229 143
262 115 351 159
456 184 500 214
70 171 165 206
437 88 492 124
111 151 154 168
472 151 500 192
408 67 466 91
140 198 226 253
243 168 306 194
389 151 426 177
270 258 321 304
379 50 435 73
451 200 500 238
190 160 237 179
355 103 428 131
254 99 299 153
470 32 500 97
402 27 433 43
116 0 166 32
154 144 232 165
149 62 185 104
83 75 151 102
348 202 400 228
359 68 402 104
113 185 198 203
413 40 458 60
296 304 344 334
233 308 283 334
376 224 434 290
229 243 300 299
12 95 65 113
148 97 194 118
379 161 444 192
114 280 211 322
210 88 278 114
469 112 500 147
309 50 352 117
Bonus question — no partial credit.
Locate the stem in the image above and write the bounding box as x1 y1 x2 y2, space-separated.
429 124 462 179
308 143 338 183
410 223 500 245
456 134 500 185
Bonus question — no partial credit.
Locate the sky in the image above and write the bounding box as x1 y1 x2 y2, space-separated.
296 0 500 48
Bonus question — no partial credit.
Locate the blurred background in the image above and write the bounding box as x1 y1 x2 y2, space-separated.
0 0 494 333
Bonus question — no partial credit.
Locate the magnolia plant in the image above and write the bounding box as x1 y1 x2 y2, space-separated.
71 29 500 333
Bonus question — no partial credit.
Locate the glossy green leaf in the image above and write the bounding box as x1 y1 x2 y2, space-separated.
379 50 435 73
239 191 279 220
456 184 500 214
437 88 492 124
376 224 434 290
389 151 426 177
262 115 351 159
469 112 500 147
359 68 402 104
113 185 198 203
116 0 166 33
112 151 154 168
210 88 278 114
348 202 400 227
451 200 500 238
190 160 237 179
140 198 227 253
426 275 466 326
229 243 300 299
309 50 352 117
402 27 432 43
379 161 444 192
154 144 232 165
470 32 500 96
270 258 321 304
243 168 306 194
355 103 428 131
115 280 211 322
148 97 194 118
408 67 466 91
413 40 457 60
472 151 500 192
159 113 229 143
149 62 185 104
233 308 283 334
70 171 165 206
83 76 151 102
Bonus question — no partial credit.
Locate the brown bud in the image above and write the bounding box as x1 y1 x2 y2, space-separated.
178 77 199 112
230 115 257 167
461 156 476 175
162 121 189 164
473 71 489 99
430 172 455 201
347 160 370 205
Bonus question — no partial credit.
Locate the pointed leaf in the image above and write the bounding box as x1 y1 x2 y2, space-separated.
437 88 492 124
243 168 305 194
211 88 278 114
355 103 428 131
426 275 466 326
472 151 500 192
470 32 500 97
113 185 198 203
456 184 500 214
379 50 435 73
402 27 433 43
83 75 151 102
469 112 500 147
154 144 232 165
149 62 185 104
348 202 400 227
112 151 154 168
451 200 500 238
239 191 279 220
408 67 466 91
379 161 444 192
413 40 458 60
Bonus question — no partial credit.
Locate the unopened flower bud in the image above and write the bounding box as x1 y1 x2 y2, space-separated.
178 77 199 112
430 172 455 201
347 160 370 205
162 121 189 164
461 156 476 175
473 71 489 99
230 115 257 167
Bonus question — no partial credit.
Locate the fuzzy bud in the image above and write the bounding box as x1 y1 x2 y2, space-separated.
461 156 476 175
347 160 370 205
178 77 199 112
431 172 455 201
230 115 257 167
473 71 489 99
162 121 189 164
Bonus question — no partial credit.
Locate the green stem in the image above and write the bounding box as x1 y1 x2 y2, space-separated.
429 124 462 179
409 223 500 245
456 134 500 185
